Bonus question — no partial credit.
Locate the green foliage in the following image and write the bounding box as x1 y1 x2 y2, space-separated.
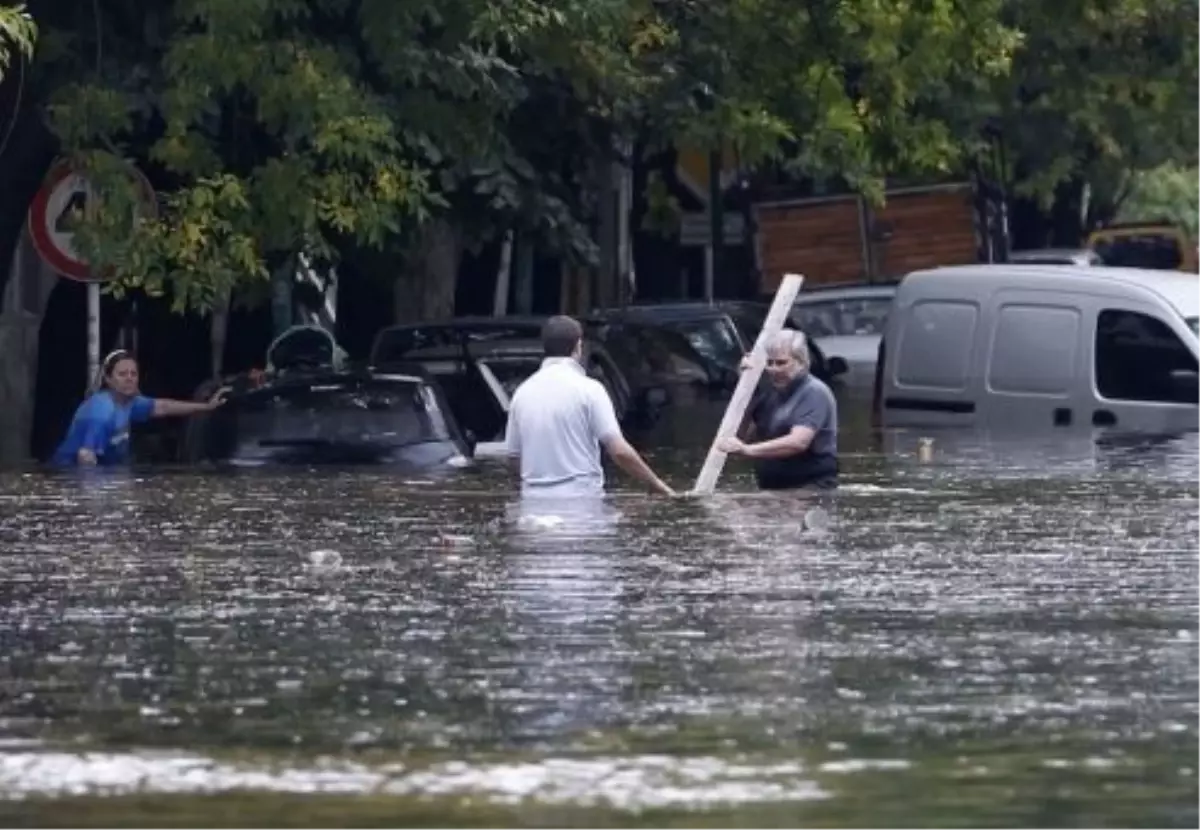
0 4 36 78
985 0 1198 205
45 0 441 312
1116 164 1199 238
45 0 1177 310
637 0 1022 202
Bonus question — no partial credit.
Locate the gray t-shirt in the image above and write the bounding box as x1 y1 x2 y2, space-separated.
749 373 838 489
504 357 623 495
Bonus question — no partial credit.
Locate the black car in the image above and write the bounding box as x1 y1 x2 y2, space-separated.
590 302 847 386
181 366 474 469
370 317 665 430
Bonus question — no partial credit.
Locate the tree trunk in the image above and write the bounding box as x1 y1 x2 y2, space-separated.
594 155 618 310
1049 177 1088 247
492 229 514 317
393 218 461 324
514 234 534 314
0 226 59 464
210 288 231 380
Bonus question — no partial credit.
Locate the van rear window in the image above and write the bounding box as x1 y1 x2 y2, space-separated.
894 300 978 390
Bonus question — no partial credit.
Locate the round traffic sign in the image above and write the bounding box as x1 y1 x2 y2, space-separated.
27 157 158 283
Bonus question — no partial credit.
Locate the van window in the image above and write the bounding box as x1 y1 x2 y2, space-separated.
1095 309 1198 404
988 304 1079 395
895 300 978 390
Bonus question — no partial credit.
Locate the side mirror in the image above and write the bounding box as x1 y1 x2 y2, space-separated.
827 356 850 377
463 429 477 454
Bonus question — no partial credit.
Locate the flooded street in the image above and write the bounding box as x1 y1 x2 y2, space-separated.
0 402 1196 827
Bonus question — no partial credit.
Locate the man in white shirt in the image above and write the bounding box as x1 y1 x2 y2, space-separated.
504 316 675 497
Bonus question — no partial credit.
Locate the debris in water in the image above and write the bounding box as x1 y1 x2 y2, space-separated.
307 549 343 569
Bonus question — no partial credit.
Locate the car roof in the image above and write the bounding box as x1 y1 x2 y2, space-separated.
242 366 432 393
904 264 1200 319
591 303 734 322
792 283 899 303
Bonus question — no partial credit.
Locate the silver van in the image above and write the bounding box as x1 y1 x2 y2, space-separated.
873 265 1199 433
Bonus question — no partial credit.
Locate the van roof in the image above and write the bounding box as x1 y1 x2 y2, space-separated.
907 265 1200 319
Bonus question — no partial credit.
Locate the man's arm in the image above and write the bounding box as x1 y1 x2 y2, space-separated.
743 387 828 458
742 425 815 459
601 435 675 496
589 386 674 495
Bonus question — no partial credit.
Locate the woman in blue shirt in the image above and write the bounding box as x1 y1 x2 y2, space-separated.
51 349 227 466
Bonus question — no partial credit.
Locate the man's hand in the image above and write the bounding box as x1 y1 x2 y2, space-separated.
206 387 231 410
739 354 755 372
77 448 98 466
717 436 748 456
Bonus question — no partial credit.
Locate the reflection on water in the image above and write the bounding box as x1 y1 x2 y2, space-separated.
0 410 1196 827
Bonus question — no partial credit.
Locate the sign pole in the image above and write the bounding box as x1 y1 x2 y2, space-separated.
691 272 805 495
86 281 100 390
703 243 714 304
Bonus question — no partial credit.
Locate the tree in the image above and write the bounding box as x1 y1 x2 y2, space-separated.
37 0 1024 316
975 0 1199 246
1115 164 1199 238
0 5 36 81
641 0 1022 200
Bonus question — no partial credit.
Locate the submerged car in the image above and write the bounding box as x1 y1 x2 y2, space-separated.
181 367 473 469
790 285 896 386
371 317 665 431
395 336 637 442
714 300 845 384
594 301 846 387
1009 248 1103 266
589 304 748 390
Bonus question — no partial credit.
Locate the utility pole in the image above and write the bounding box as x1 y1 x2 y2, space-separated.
708 146 722 304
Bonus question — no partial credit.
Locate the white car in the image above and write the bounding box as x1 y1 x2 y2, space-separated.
791 284 897 386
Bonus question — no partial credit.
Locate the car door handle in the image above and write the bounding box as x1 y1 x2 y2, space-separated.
1092 409 1116 427
1053 408 1072 426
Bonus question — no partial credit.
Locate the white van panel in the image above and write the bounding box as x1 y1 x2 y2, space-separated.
894 300 979 391
987 303 1080 396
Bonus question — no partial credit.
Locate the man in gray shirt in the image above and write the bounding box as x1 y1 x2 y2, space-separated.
505 316 675 497
718 328 838 490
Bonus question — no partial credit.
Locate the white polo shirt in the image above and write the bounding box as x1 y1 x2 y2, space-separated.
504 357 623 495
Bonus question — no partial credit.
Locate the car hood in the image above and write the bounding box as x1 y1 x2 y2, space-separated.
811 334 881 363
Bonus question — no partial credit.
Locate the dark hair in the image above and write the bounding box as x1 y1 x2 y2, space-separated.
102 349 136 376
89 349 137 395
542 315 583 358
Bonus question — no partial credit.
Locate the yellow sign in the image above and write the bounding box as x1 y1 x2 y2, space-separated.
675 145 739 204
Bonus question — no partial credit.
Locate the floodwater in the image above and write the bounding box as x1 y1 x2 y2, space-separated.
0 400 1196 827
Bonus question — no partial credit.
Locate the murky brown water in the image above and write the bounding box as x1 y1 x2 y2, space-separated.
0 400 1196 827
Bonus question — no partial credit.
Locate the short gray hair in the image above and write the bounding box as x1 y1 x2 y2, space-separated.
766 328 810 371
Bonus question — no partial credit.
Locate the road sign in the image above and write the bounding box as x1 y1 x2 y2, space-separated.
27 157 157 283
679 211 746 247
675 145 739 203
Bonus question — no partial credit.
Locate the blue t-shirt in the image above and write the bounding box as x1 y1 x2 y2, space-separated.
51 391 156 466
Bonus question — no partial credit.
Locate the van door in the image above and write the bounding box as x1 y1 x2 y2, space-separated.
879 295 983 427
1086 302 1198 433
980 290 1090 430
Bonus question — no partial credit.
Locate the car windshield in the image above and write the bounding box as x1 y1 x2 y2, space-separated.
226 380 451 449
672 319 744 367
792 297 893 338
373 324 543 364
480 359 540 397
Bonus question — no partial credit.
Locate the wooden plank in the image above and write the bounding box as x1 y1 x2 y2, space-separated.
691 273 805 495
